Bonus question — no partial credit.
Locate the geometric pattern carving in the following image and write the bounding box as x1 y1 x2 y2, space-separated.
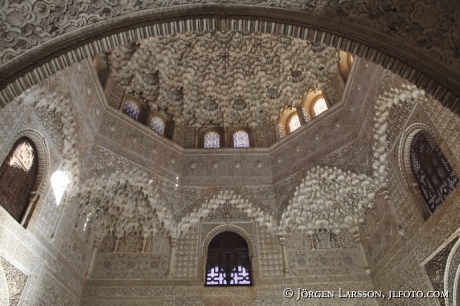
257 225 283 278
425 238 458 306
0 257 28 306
175 228 198 279
92 252 168 280
36 271 78 305
0 137 37 222
312 228 338 249
287 247 363 277
410 130 459 213
204 201 250 222
35 105 65 152
99 234 170 254
232 131 250 148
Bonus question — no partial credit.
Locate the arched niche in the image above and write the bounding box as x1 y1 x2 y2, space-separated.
0 129 49 227
5 130 49 195
201 224 256 259
200 128 224 149
205 231 252 286
398 123 459 220
1 7 459 112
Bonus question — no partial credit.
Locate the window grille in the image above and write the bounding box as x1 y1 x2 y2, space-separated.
206 232 252 286
233 131 250 148
149 116 165 136
204 131 220 149
123 100 140 120
410 131 459 213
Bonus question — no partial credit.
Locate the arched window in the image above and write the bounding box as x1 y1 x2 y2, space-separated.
122 100 140 120
410 131 459 213
149 116 166 136
0 138 38 222
204 131 221 149
205 232 252 286
312 97 328 117
233 130 250 148
287 113 301 133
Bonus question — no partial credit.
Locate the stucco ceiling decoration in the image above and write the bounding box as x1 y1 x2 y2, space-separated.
108 31 339 128
1 0 460 114
75 170 176 245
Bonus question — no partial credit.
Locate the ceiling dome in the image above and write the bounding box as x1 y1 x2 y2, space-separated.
107 31 342 129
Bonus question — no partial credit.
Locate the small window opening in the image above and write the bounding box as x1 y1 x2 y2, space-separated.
313 98 328 117
233 131 250 148
123 100 140 120
149 116 165 136
205 232 252 286
288 114 301 133
204 131 221 149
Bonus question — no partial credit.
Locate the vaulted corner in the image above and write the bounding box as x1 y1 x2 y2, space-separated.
2 10 460 305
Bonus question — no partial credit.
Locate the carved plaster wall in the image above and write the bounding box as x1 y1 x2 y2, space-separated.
0 70 94 305
358 76 460 306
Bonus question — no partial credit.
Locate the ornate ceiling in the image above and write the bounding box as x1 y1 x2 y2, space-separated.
108 32 340 128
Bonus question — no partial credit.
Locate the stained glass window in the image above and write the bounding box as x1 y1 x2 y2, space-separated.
313 98 328 117
149 116 165 136
0 138 38 222
288 114 301 133
206 232 252 286
123 100 140 120
204 131 220 149
233 131 250 148
410 130 459 213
